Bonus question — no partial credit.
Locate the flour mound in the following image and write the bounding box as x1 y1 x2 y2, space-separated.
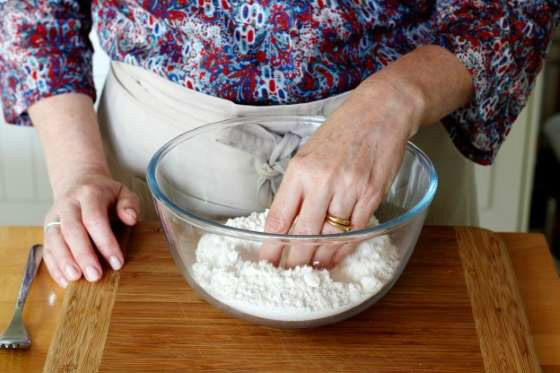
191 211 400 321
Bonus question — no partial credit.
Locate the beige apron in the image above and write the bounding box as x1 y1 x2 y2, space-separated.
97 62 478 226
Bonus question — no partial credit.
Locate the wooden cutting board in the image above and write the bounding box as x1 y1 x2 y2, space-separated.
43 223 539 372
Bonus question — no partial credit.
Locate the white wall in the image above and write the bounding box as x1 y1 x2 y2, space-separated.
0 125 52 225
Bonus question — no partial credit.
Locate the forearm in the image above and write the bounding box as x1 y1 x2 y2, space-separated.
28 93 110 198
359 44 474 135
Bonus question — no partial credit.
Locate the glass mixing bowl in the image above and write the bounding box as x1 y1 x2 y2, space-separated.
146 115 437 328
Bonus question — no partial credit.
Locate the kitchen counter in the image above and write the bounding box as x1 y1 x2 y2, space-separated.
0 224 559 372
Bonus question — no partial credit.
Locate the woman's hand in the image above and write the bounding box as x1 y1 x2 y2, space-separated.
42 172 140 288
28 93 142 287
259 45 473 268
259 77 421 268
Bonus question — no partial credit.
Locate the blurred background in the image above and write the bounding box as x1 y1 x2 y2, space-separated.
0 30 559 257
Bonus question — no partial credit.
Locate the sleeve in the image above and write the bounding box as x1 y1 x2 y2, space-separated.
433 1 560 165
0 0 96 126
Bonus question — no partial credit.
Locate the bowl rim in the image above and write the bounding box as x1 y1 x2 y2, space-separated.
146 115 438 241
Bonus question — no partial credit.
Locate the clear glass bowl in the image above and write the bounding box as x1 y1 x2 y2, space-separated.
146 115 437 328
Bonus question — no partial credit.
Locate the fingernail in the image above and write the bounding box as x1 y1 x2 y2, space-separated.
312 260 322 269
109 256 122 270
65 265 80 280
59 276 68 288
125 208 137 221
85 266 100 281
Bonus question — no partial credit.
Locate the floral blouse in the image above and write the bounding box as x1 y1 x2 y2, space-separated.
1 0 559 164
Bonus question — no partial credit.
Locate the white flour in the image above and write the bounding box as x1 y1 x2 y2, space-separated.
191 211 400 321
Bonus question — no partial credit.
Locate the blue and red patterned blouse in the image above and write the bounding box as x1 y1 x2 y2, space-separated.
1 1 559 164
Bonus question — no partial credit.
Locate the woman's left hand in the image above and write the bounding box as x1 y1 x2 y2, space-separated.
259 77 423 268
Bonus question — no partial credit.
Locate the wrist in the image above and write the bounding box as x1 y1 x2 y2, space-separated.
50 163 111 199
357 74 426 138
361 45 473 129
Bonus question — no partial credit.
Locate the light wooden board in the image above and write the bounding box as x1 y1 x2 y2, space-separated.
43 226 130 373
502 232 560 371
0 227 62 373
96 225 484 371
46 224 540 372
2 225 557 372
456 227 540 372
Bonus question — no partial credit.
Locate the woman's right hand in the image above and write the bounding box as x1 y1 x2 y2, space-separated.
42 172 140 288
27 93 140 288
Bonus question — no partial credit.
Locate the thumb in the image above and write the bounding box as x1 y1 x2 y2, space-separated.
116 186 141 225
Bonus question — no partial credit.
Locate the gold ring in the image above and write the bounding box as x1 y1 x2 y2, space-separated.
326 214 351 227
326 219 352 232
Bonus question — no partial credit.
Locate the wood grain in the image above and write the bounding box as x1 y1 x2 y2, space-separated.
1 225 558 372
0 227 61 373
501 233 560 371
42 225 131 373
98 225 486 372
456 227 541 373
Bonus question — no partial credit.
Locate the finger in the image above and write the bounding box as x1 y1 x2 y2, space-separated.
45 225 82 281
331 243 356 267
259 242 285 267
351 182 383 230
264 168 303 234
311 244 337 269
285 193 330 268
351 153 391 227
260 172 303 265
331 182 382 267
327 188 357 228
313 222 347 269
60 203 103 282
116 186 140 226
312 192 356 268
43 249 68 288
81 192 124 271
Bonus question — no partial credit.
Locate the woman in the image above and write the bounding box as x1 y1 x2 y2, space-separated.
1 1 558 288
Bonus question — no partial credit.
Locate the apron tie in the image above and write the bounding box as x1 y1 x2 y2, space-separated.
216 123 310 207
254 160 284 207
